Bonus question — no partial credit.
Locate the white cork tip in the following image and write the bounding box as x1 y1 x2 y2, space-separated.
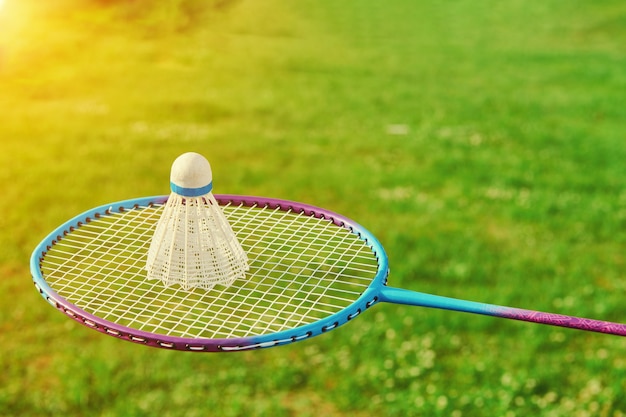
170 152 213 190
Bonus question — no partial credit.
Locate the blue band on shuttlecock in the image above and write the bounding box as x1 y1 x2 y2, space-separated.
170 181 213 197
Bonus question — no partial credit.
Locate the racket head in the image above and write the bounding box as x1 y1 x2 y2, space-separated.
30 195 389 352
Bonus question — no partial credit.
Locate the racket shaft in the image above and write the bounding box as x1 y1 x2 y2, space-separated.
379 287 626 336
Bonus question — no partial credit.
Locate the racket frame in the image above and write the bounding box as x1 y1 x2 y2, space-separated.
30 195 389 352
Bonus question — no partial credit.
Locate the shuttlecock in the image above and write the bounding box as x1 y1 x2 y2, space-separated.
146 152 249 290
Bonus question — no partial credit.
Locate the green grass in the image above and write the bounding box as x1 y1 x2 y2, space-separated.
2 0 626 415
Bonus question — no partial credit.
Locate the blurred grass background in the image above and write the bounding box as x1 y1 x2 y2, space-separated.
1 0 626 415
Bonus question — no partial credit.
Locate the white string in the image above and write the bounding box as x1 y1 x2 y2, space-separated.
40 200 379 339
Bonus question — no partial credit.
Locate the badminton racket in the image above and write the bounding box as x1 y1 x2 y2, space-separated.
30 195 626 352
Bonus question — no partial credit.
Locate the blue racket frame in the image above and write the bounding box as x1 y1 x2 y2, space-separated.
30 195 390 352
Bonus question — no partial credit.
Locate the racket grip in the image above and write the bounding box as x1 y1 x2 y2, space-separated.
493 306 626 336
379 286 626 336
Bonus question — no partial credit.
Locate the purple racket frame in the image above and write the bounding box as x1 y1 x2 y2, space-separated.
30 195 626 353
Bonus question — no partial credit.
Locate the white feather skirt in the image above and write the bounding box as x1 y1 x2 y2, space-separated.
146 193 249 290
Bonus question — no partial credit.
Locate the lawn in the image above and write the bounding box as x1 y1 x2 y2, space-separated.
1 0 626 415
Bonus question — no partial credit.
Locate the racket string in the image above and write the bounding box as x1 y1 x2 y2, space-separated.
40 200 380 339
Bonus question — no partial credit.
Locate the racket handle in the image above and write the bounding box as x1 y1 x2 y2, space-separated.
379 286 626 336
